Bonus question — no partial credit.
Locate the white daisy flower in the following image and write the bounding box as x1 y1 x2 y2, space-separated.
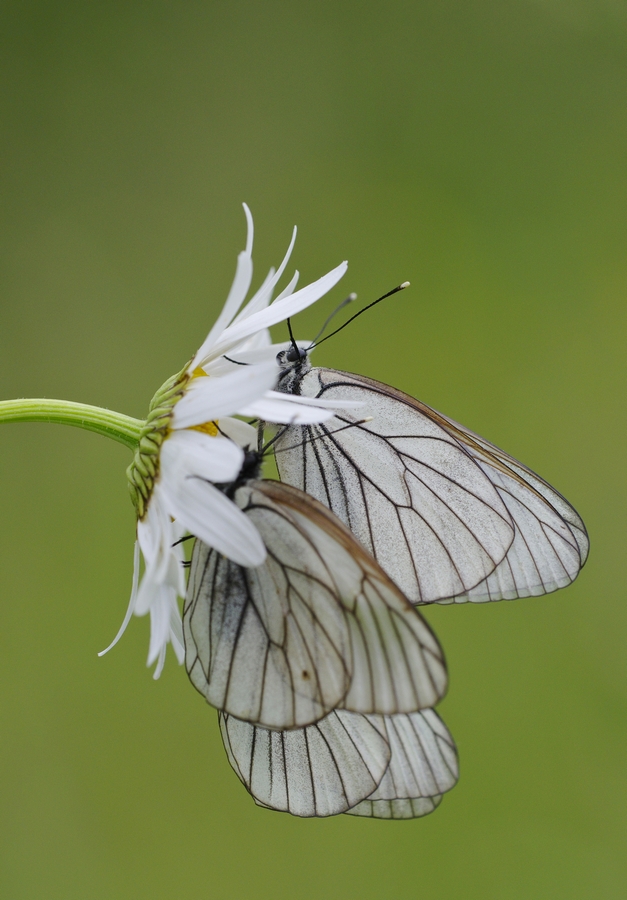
100 205 349 677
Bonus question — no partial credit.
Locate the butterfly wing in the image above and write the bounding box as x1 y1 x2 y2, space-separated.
344 708 458 820
428 417 589 603
184 479 447 730
276 367 587 605
345 795 443 819
219 710 391 817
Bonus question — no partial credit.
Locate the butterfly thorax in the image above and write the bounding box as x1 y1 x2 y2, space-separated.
275 348 312 395
216 449 262 499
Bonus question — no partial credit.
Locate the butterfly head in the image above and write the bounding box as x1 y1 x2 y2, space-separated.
275 345 312 394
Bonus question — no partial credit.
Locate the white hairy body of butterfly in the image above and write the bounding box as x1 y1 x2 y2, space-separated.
274 353 589 607
183 477 447 732
218 706 459 819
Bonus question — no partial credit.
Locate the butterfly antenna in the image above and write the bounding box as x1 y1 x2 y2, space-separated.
260 423 292 456
286 317 300 357
312 282 410 349
307 293 358 350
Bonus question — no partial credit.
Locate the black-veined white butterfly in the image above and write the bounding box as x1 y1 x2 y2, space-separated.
273 344 589 607
183 451 452 816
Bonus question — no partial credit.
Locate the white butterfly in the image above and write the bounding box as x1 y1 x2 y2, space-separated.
219 707 458 818
274 352 589 606
183 455 447 732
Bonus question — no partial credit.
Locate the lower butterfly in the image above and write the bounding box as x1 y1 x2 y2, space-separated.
183 451 451 816
273 349 589 607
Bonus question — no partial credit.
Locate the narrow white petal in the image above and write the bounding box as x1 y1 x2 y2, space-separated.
273 269 300 303
242 202 254 255
240 395 336 424
162 431 244 484
208 262 348 361
169 605 185 664
232 227 297 324
137 488 174 586
159 474 266 566
171 363 278 429
152 646 167 680
147 589 172 666
98 540 141 656
264 390 365 410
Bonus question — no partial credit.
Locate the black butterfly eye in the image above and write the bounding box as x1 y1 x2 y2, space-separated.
285 345 307 363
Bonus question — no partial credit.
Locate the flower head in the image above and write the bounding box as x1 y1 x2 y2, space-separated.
101 206 348 676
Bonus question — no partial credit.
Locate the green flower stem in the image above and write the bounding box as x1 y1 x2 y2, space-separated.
0 399 144 450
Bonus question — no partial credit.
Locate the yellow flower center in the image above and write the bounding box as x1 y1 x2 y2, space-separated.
192 420 219 437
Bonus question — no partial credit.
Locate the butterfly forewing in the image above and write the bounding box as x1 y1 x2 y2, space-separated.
185 509 351 730
276 366 588 606
219 710 391 817
431 418 588 603
251 482 448 712
184 479 447 729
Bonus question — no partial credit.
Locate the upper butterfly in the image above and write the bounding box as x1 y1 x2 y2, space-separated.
273 344 589 606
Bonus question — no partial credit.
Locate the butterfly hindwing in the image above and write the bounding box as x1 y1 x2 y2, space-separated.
219 710 391 817
344 708 458 820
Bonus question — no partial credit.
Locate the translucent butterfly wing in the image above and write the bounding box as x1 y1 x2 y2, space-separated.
344 708 458 820
256 482 448 713
427 415 589 603
184 480 447 729
219 710 391 817
185 501 351 730
276 367 587 605
345 795 443 819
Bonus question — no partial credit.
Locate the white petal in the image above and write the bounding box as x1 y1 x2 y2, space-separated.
273 269 300 303
137 488 175 586
162 431 244 484
147 588 173 665
207 262 348 361
190 204 255 369
216 417 258 449
171 362 278 429
159 472 266 566
240 395 336 424
265 390 365 410
232 228 297 324
202 341 310 376
98 540 141 656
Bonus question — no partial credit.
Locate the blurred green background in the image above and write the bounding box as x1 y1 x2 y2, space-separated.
1 2 625 898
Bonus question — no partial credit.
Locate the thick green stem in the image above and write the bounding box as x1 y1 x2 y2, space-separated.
0 399 144 450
